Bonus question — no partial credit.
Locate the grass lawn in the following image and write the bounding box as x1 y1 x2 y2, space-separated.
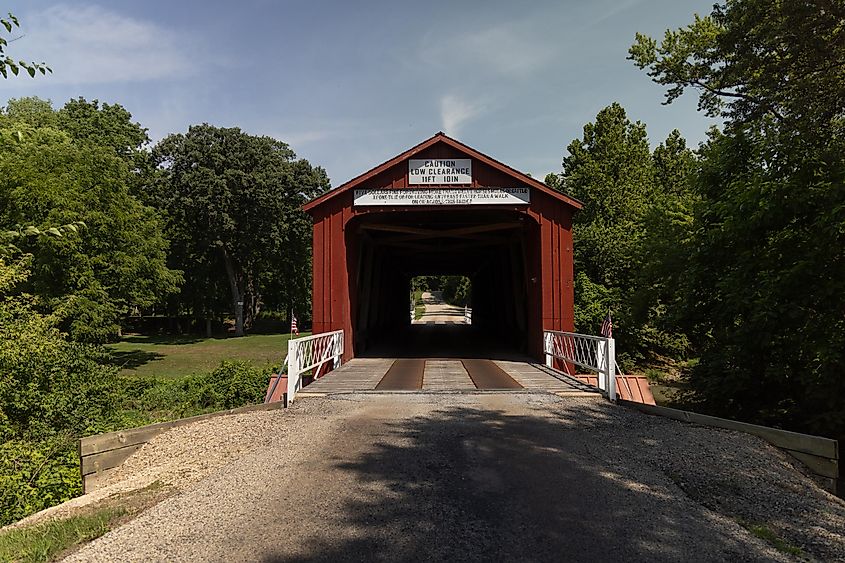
0 482 171 562
0 508 124 562
107 332 308 378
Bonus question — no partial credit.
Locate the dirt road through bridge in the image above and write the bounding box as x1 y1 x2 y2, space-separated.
65 394 844 562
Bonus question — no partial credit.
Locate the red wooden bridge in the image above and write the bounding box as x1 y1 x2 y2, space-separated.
267 133 654 406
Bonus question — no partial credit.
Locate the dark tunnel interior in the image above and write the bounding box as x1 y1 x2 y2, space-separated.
348 209 540 359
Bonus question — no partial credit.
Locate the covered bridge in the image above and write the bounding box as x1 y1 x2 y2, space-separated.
302 132 582 362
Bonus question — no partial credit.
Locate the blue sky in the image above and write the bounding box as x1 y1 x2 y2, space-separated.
1 0 716 186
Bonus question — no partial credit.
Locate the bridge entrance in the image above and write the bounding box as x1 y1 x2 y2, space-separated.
302 132 582 362
352 207 530 358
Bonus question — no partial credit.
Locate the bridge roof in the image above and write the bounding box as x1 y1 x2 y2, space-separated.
302 132 583 213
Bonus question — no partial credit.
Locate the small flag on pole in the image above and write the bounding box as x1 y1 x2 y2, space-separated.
290 311 299 335
600 310 613 338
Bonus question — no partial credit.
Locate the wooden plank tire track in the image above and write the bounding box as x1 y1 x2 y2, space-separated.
375 359 425 390
461 359 523 390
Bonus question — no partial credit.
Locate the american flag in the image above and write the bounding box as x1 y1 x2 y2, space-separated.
600 311 613 338
290 311 299 335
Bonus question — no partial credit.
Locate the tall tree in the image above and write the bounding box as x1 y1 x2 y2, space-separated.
632 130 698 360
560 103 657 356
0 102 180 342
153 125 329 336
629 0 845 436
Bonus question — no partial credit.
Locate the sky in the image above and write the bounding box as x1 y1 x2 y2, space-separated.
1 0 717 187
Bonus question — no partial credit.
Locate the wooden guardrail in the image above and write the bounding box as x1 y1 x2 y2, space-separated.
620 400 841 497
79 401 286 493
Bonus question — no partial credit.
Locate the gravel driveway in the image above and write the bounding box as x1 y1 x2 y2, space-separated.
64 393 845 562
413 291 466 324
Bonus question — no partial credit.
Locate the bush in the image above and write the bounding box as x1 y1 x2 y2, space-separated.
0 437 81 526
0 260 271 526
170 360 267 414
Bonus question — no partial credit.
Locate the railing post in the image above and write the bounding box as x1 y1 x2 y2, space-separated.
544 332 553 368
606 338 616 402
333 332 343 369
287 338 298 406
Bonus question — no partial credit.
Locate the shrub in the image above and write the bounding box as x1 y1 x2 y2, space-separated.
0 260 271 525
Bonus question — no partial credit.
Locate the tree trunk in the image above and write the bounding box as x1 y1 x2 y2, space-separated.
206 317 212 338
244 274 262 331
222 248 245 337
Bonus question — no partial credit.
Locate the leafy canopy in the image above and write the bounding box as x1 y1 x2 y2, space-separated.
629 0 845 436
153 124 329 334
0 98 180 342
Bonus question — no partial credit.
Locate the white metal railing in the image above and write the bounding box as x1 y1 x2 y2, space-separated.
464 306 472 325
543 330 616 401
286 330 344 405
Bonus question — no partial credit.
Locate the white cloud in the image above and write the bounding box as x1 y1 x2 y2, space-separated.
440 94 485 137
3 4 200 86
418 21 557 78
588 0 647 26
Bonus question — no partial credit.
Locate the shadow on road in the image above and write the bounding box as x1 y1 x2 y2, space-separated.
259 399 828 562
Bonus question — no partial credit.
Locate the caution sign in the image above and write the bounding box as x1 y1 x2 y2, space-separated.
408 159 472 184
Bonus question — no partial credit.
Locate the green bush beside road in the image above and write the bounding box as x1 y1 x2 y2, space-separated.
0 259 277 526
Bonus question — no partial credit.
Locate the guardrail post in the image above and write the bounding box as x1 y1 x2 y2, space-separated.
606 338 616 402
287 338 298 406
333 332 343 369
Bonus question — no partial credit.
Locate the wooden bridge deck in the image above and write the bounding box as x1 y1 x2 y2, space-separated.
301 357 598 396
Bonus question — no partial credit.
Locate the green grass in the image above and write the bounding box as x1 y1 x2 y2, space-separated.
0 508 125 562
742 522 802 556
107 332 307 378
414 304 425 320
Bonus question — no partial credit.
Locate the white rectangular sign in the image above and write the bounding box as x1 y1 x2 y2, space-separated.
353 188 530 206
408 158 472 184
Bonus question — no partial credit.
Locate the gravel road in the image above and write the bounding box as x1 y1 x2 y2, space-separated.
64 393 845 562
413 291 466 324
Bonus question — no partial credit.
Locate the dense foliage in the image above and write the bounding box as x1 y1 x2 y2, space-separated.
0 98 181 342
0 261 271 525
152 125 330 336
553 104 694 366
0 259 124 524
622 0 845 437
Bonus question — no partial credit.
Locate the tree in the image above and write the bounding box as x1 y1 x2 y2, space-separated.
631 130 698 360
560 103 657 358
56 98 154 197
153 125 329 336
628 0 844 140
0 103 180 342
0 96 56 128
629 0 845 436
0 13 49 79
